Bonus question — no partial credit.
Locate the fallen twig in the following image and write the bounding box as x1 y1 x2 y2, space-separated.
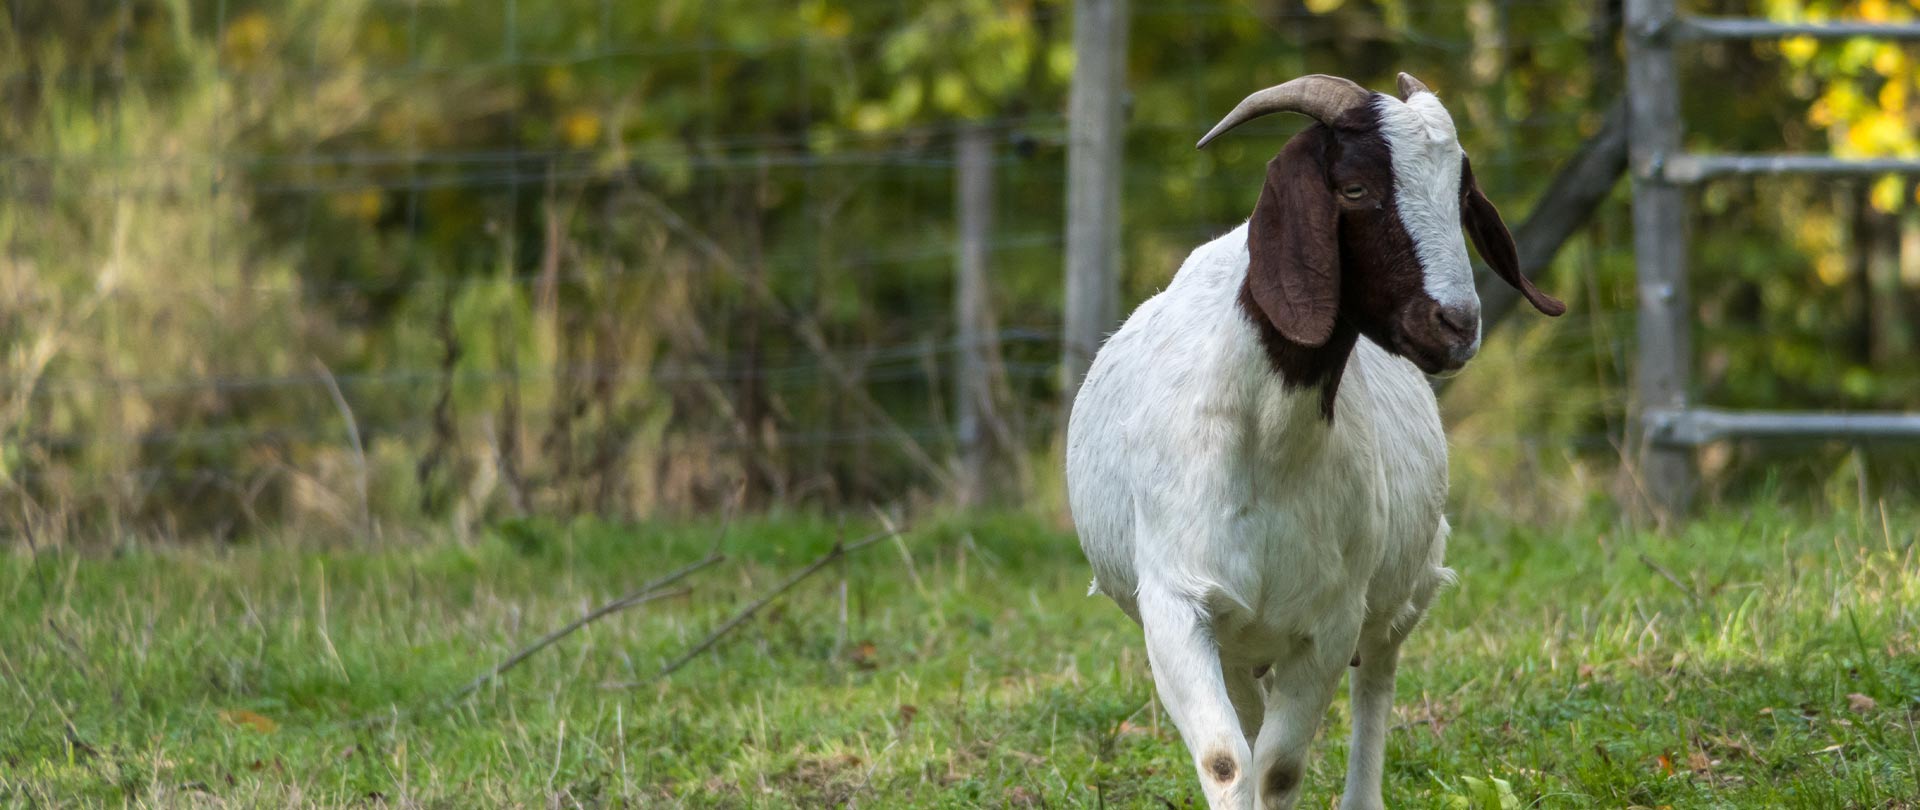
456 502 738 699
656 525 906 680
1637 551 1702 606
842 738 899 809
312 358 372 541
454 552 722 699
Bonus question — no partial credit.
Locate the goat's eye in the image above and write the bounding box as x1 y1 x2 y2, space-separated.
1340 183 1367 200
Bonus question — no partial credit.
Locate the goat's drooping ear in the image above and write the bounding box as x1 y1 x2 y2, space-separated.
1460 157 1567 316
1248 128 1341 345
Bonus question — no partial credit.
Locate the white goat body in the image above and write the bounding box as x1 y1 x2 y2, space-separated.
1067 224 1453 810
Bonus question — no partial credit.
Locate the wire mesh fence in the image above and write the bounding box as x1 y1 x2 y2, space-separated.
18 0 1900 539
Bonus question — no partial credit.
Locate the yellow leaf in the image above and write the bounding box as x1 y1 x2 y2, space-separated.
1871 174 1905 212
819 9 852 39
1855 111 1915 155
559 110 601 148
1781 35 1818 65
1816 253 1847 286
933 73 968 112
218 709 278 734
1879 78 1907 111
851 102 890 133
328 190 384 222
1304 0 1345 13
1832 83 1867 118
221 12 275 68
1873 44 1906 76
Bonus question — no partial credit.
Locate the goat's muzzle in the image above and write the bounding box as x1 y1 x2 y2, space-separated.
1395 300 1481 375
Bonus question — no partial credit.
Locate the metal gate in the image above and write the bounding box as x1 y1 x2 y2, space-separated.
1625 0 1920 514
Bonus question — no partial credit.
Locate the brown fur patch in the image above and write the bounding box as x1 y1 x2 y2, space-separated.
1264 762 1301 795
1207 752 1238 784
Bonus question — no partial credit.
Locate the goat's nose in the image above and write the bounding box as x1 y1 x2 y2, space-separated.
1432 304 1479 342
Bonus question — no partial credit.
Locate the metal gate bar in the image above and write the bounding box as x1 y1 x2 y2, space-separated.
1646 409 1920 448
1662 155 1920 183
1676 17 1920 41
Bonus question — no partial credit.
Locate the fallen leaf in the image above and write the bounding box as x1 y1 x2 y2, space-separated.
1700 732 1751 760
897 704 919 726
848 641 879 670
218 709 278 734
1847 693 1877 713
1655 752 1674 776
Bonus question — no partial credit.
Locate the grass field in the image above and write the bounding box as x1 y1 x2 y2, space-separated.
4 502 1918 808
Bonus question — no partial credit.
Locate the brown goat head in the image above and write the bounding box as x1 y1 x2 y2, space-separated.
1200 73 1564 390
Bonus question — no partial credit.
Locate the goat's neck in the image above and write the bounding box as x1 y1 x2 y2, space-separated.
1236 283 1359 422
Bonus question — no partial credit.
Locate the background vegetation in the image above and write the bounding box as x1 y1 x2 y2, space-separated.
5 0 1920 544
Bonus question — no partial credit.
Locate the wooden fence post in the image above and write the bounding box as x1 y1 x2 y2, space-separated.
1625 0 1695 516
954 124 997 506
1062 0 1128 405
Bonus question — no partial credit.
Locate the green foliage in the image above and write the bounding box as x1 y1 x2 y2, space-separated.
4 1 1919 538
1439 775 1522 810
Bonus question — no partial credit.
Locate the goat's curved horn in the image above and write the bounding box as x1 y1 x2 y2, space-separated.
1195 74 1373 149
1396 72 1431 100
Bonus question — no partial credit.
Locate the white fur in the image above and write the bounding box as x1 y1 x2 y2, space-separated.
1067 225 1454 810
1375 91 1482 353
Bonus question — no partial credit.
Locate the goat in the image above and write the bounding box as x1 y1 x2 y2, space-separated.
1065 73 1564 810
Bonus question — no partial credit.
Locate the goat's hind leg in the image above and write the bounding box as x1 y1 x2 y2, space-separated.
1336 618 1407 810
1249 632 1352 810
1225 663 1265 749
1340 573 1446 810
1138 583 1254 809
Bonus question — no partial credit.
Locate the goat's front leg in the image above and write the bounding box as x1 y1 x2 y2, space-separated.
1138 583 1253 810
1251 624 1356 810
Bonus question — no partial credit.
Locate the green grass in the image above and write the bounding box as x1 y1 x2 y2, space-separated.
4 504 1918 808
